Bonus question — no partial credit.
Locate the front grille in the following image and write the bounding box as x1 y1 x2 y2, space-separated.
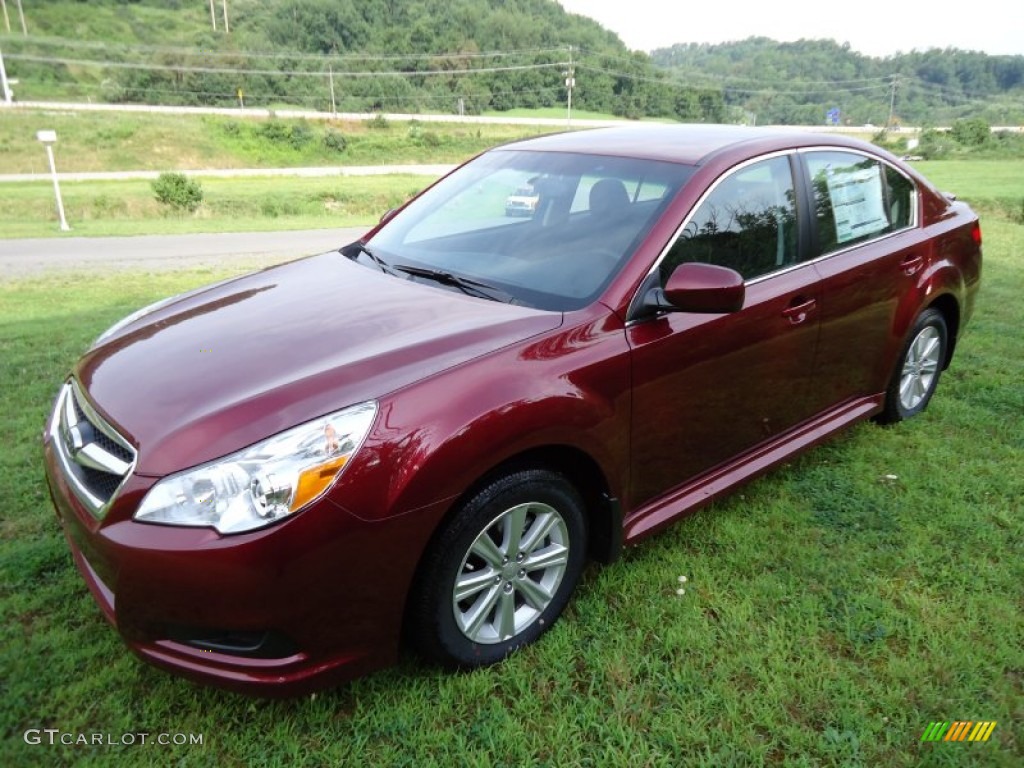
80 465 125 500
49 381 136 519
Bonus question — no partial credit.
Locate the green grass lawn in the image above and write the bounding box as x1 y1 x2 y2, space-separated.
1 181 1022 766
913 160 1024 223
914 159 1024 199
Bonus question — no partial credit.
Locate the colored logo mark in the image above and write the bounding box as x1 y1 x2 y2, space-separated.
920 721 997 742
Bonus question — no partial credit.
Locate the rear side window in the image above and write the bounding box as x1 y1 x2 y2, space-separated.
661 155 798 282
804 151 916 255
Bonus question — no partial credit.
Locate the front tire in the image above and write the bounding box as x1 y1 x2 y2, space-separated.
878 308 948 424
409 469 587 668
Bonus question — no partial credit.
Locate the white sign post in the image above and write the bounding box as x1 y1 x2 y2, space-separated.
37 130 70 232
0 44 13 104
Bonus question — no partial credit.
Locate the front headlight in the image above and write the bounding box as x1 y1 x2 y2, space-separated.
134 401 377 534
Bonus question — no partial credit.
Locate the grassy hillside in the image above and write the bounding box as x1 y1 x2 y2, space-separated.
0 110 553 174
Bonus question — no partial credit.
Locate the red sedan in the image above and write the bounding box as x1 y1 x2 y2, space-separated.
43 125 981 695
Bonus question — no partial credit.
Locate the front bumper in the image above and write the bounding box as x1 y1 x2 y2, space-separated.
43 434 444 696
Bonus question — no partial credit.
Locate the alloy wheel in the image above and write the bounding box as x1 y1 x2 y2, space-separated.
451 501 570 644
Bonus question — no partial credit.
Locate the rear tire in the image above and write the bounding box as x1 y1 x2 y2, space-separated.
878 308 948 424
408 469 587 668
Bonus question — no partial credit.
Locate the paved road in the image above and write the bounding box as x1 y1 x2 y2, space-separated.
0 227 368 279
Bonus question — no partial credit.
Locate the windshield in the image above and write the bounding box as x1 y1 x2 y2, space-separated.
366 149 695 311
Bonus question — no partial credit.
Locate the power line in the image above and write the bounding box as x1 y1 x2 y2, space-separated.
722 83 892 96
6 53 565 78
68 78 563 101
579 60 893 91
575 64 686 87
577 63 904 98
6 35 568 62
580 50 893 87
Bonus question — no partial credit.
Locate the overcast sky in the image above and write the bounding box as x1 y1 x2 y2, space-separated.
557 0 1024 57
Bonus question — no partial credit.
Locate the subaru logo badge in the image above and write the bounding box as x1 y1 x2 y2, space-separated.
63 423 85 459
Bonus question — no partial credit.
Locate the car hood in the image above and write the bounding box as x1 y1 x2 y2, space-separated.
77 252 561 476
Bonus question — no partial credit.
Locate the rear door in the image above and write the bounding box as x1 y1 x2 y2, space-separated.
798 149 928 406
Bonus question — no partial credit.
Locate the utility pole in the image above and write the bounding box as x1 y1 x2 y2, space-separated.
221 0 229 34
15 0 26 35
328 65 337 116
564 46 575 128
887 74 899 131
208 0 217 31
2 0 11 34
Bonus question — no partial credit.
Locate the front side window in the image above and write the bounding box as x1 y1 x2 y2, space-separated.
660 155 798 283
804 151 916 255
367 150 694 311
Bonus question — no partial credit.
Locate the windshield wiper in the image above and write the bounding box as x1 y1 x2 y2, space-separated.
345 242 400 276
392 264 514 303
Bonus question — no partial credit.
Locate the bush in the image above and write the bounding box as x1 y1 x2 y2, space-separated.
258 119 313 150
322 129 347 153
950 118 991 146
870 129 907 153
257 119 290 143
916 129 955 160
151 172 203 213
287 121 313 150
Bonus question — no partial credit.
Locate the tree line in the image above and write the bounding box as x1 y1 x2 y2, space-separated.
651 38 1024 126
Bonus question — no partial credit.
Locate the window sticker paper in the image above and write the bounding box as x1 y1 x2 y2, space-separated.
824 165 888 244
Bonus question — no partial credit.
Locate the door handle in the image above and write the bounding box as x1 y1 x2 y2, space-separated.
782 297 816 325
901 254 924 276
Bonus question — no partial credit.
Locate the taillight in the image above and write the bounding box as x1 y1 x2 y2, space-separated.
972 222 982 246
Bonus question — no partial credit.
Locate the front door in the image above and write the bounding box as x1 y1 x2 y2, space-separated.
627 154 822 509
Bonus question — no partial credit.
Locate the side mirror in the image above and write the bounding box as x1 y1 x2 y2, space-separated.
644 263 745 314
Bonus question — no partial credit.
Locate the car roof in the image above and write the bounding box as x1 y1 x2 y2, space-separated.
498 123 876 166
